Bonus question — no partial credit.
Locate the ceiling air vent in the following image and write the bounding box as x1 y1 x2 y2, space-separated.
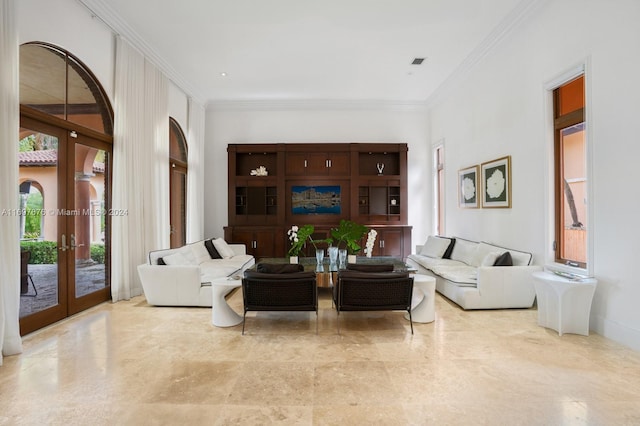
411 58 425 65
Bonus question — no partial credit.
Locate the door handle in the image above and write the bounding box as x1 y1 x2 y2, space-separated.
70 234 84 250
59 234 69 251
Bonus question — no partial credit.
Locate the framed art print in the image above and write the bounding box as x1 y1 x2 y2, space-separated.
481 156 511 208
458 165 479 208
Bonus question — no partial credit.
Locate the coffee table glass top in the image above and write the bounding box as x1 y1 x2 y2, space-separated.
255 256 410 273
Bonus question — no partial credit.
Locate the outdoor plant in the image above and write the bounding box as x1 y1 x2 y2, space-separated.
20 240 58 264
90 243 105 264
330 219 368 255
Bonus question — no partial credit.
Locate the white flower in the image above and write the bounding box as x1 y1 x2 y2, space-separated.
486 169 505 199
462 177 475 200
292 225 298 232
364 229 377 258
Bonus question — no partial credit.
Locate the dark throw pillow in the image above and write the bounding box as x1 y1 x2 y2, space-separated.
157 257 166 265
443 238 456 259
493 251 513 266
346 263 395 272
204 239 222 259
257 263 304 274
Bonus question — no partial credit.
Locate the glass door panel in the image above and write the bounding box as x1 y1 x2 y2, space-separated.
18 122 67 331
73 144 108 299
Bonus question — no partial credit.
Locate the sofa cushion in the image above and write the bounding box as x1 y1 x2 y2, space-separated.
346 263 395 272
190 242 211 264
419 236 452 258
204 239 222 259
481 252 502 266
478 242 532 266
212 237 235 259
257 263 304 273
162 251 192 265
493 251 513 266
430 264 477 286
450 237 479 266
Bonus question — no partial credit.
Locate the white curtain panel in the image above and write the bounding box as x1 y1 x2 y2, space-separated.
0 0 23 364
144 60 170 252
111 38 169 302
186 99 205 243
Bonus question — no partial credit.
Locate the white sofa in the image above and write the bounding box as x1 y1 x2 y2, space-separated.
137 238 255 307
406 236 542 310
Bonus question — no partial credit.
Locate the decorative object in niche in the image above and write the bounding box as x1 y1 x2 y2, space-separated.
458 165 479 208
250 165 268 176
376 162 385 175
481 156 511 208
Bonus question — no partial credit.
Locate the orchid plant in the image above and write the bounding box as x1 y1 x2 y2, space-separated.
286 224 315 257
364 229 378 258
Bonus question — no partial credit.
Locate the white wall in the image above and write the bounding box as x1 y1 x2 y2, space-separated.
168 82 188 132
428 0 640 350
204 104 431 244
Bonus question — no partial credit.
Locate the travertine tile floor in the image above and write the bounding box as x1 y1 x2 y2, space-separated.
2 288 640 425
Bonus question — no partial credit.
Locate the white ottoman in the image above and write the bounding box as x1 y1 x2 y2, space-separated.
210 276 243 327
406 274 436 323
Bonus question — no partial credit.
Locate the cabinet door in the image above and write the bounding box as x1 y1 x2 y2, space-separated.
286 152 350 176
370 228 403 257
327 152 350 175
231 230 276 258
285 153 308 176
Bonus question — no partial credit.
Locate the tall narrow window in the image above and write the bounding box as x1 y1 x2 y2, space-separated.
169 118 188 249
554 75 586 268
434 143 444 235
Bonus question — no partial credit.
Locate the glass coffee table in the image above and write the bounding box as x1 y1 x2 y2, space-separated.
255 256 410 288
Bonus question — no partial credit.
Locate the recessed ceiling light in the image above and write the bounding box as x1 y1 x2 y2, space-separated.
411 58 425 65
220 72 227 77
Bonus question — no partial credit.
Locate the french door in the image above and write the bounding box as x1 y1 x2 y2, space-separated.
19 114 111 335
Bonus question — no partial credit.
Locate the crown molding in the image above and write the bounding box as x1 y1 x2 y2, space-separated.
425 0 547 108
77 0 205 106
207 99 428 112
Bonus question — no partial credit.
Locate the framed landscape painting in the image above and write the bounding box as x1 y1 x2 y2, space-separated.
458 165 479 208
481 156 511 208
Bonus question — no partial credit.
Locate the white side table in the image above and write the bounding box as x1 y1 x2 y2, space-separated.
405 274 436 323
532 271 597 336
210 277 243 327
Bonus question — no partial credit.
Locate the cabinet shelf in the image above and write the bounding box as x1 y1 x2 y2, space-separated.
236 152 278 177
359 152 400 176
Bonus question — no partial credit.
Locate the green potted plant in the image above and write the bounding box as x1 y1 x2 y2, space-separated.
286 224 314 263
330 220 368 262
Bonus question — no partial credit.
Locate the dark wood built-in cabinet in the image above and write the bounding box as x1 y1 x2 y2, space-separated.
225 143 411 259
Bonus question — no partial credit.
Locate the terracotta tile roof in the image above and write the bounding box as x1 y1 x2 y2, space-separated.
19 149 105 173
19 149 57 166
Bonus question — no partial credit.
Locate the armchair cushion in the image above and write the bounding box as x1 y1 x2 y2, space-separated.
346 263 395 273
256 263 304 274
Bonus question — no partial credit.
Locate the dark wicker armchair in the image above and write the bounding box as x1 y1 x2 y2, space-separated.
242 269 317 335
334 269 414 334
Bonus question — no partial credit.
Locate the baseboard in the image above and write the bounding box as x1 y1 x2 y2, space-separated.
592 314 640 352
